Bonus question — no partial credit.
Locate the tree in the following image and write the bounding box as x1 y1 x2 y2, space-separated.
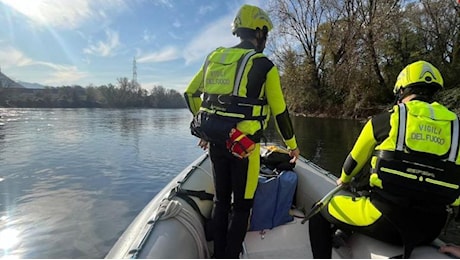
268 0 324 112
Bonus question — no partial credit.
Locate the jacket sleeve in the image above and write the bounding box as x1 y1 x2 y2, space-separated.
340 119 377 183
265 66 297 150
184 68 204 115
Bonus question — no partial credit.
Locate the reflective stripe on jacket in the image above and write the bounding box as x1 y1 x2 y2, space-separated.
199 47 268 122
340 100 460 206
184 41 297 150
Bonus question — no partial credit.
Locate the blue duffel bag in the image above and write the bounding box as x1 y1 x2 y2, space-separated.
249 170 297 231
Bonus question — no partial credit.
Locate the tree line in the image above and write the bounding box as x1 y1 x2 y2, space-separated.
0 77 186 109
267 0 460 118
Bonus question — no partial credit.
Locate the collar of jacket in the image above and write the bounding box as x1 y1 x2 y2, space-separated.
233 40 258 51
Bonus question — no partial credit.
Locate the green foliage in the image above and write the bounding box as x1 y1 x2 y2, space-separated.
278 48 321 113
269 0 460 118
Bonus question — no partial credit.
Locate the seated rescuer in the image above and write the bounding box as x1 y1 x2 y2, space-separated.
184 4 300 259
308 60 460 259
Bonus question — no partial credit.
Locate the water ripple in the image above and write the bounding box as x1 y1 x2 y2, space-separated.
0 108 201 258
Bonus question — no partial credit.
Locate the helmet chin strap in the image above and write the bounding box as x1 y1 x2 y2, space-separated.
394 93 402 104
394 89 405 105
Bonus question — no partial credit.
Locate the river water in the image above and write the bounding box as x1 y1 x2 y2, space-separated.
0 108 458 258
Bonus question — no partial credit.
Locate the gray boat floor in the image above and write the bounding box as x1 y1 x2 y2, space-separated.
242 209 343 259
240 211 451 259
242 214 316 259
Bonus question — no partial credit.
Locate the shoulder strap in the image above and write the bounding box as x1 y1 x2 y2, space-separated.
396 103 407 152
448 115 459 162
232 50 258 96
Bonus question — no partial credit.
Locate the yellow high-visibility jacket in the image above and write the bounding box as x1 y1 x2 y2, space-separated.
184 41 297 150
341 100 460 206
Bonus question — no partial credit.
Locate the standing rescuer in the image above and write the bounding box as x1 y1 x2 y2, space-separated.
308 60 460 258
184 4 300 259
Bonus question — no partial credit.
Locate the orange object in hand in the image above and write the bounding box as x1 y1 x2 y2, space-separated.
226 128 255 159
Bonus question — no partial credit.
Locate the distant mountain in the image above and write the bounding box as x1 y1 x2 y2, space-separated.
17 80 48 89
0 71 24 88
0 70 50 89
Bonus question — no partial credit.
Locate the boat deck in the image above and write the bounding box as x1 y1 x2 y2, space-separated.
241 208 451 259
105 149 454 259
242 209 343 259
242 214 312 259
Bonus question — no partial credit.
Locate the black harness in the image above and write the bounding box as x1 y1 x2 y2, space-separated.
371 103 460 258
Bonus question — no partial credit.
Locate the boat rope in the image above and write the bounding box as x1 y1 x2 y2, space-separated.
157 199 210 259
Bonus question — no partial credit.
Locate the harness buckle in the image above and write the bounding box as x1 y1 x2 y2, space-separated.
217 95 231 105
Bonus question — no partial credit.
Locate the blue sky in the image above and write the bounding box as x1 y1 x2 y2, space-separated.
0 0 265 92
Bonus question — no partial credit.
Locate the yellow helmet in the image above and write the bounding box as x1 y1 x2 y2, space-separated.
393 60 443 94
231 4 273 34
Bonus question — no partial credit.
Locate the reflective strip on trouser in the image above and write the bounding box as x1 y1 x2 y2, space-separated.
245 143 260 198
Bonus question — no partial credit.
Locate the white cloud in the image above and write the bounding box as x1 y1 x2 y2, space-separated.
83 30 120 57
198 5 215 15
153 0 173 8
143 30 156 42
45 67 88 86
137 46 180 63
172 19 181 28
0 46 33 67
183 1 271 65
183 14 239 65
0 45 88 85
0 0 127 30
168 32 182 40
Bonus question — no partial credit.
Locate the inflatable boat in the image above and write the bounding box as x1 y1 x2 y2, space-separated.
105 145 452 259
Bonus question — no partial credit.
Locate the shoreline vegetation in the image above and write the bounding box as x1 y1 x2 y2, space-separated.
0 79 186 110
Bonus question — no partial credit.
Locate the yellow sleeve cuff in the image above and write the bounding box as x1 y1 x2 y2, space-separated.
284 138 297 151
340 172 353 183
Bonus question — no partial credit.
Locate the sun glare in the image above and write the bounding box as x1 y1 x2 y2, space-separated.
0 215 20 257
0 228 20 250
2 0 48 24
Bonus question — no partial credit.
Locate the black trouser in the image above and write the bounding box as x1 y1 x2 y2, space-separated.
309 209 401 258
308 213 334 259
308 195 447 259
209 142 254 259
